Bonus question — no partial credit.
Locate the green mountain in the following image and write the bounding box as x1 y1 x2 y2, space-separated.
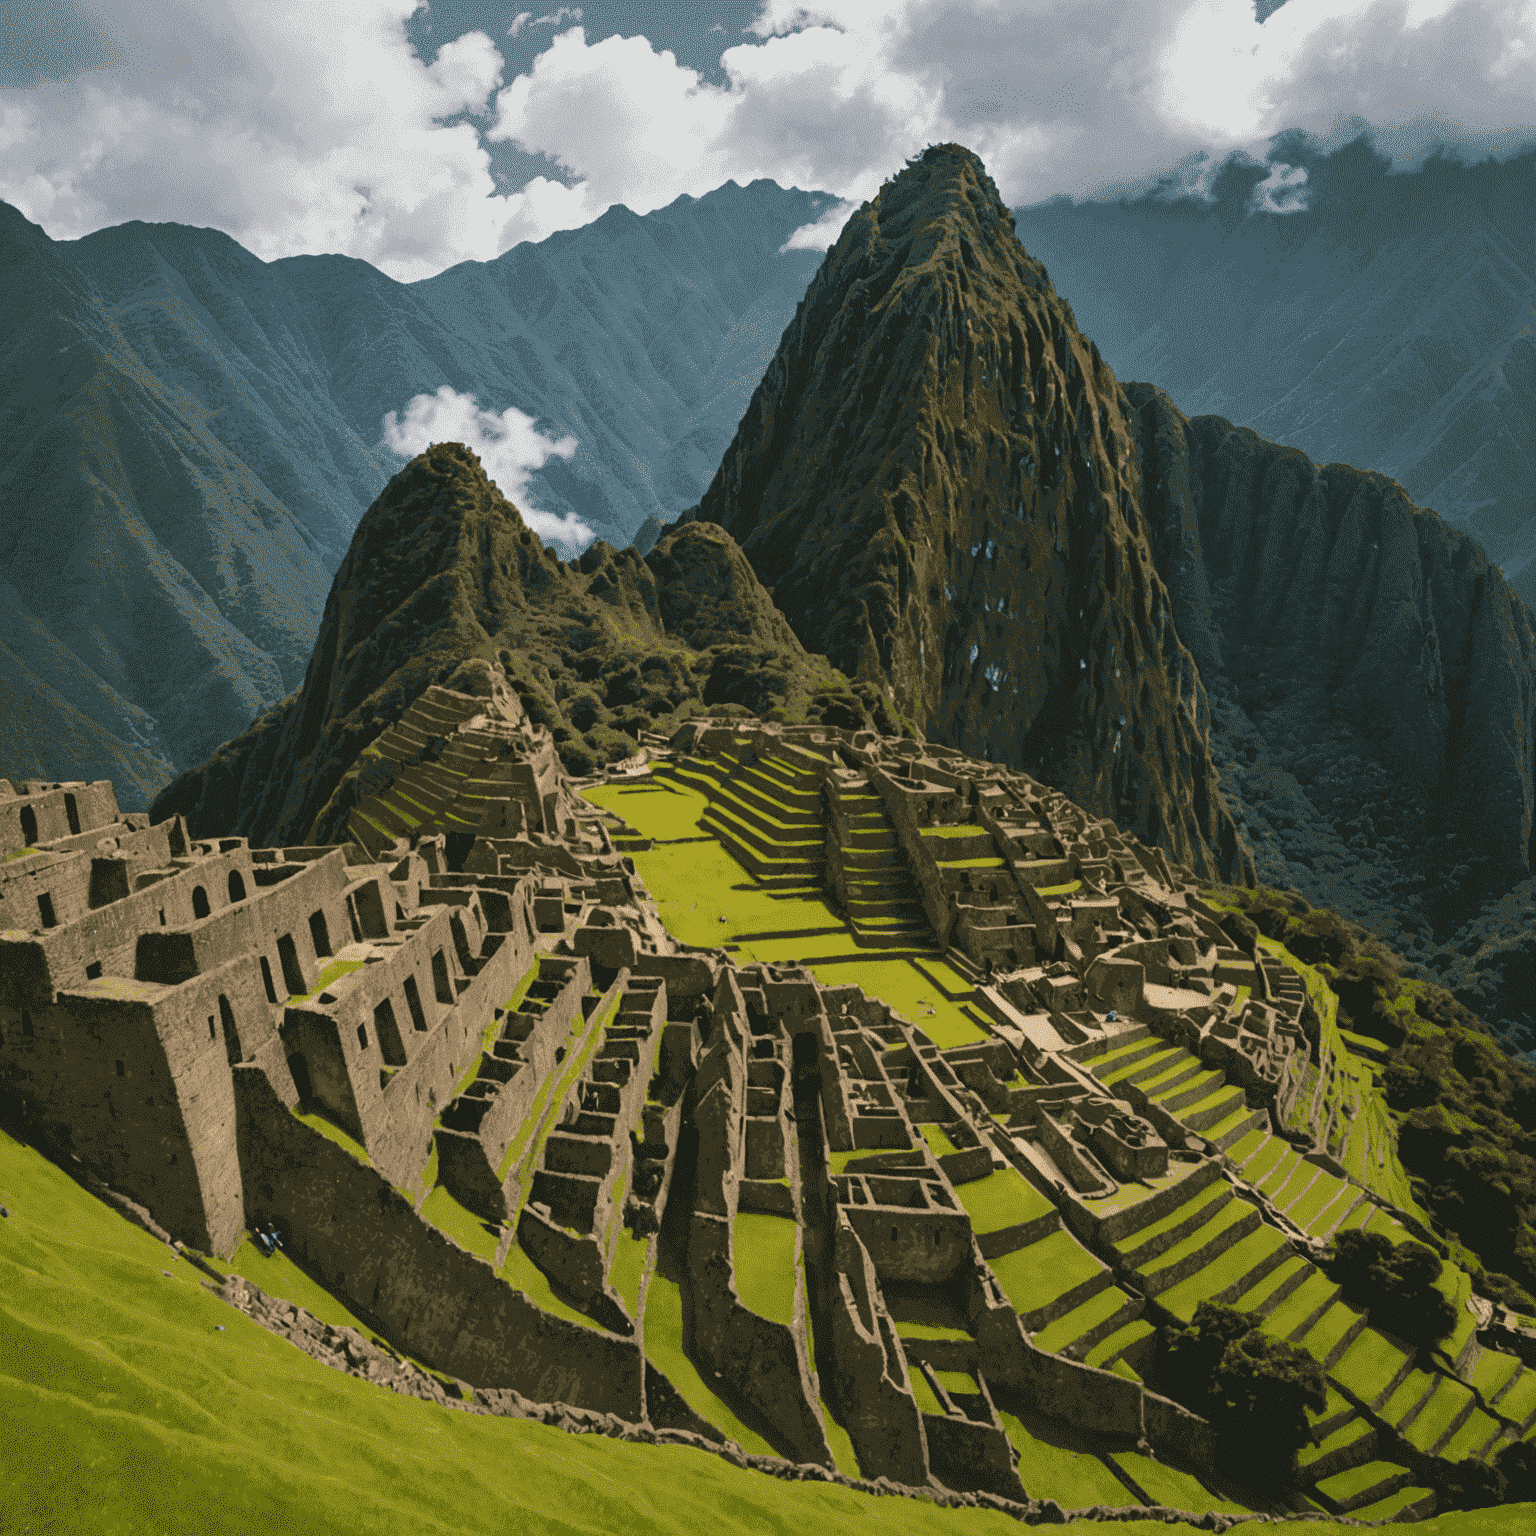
7 143 1536 1533
675 144 1536 1057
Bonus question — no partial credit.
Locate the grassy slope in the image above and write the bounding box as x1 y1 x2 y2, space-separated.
9 788 1536 1531
1205 883 1536 1311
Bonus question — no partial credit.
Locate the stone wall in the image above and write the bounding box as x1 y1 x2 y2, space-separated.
231 1060 646 1418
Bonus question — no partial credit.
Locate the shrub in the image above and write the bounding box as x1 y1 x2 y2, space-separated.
1158 1302 1325 1490
1323 1229 1456 1348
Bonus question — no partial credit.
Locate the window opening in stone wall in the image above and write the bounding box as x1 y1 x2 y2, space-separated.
431 948 453 1004
345 893 362 943
373 997 407 1065
277 934 305 997
227 869 246 903
116 1060 124 1076
64 793 80 835
192 885 210 919
158 908 166 926
287 1052 312 1104
402 974 427 1031
259 955 278 1004
357 1022 369 1052
309 909 332 958
85 961 102 980
219 994 241 1065
37 893 56 928
20 805 37 845
208 1015 217 1040
21 1010 33 1037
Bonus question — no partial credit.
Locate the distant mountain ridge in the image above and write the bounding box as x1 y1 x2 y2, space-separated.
0 180 836 804
1013 134 1536 611
147 441 883 849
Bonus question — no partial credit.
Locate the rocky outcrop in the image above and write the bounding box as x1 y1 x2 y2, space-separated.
679 144 1252 886
149 443 873 845
1128 384 1536 1049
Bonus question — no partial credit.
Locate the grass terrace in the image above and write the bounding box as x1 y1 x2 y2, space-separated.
733 1213 798 1327
953 1166 1056 1234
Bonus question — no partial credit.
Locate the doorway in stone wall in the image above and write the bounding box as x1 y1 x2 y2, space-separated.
287 1053 313 1106
277 934 306 997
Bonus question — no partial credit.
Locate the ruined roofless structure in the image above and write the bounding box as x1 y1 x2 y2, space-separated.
3 655 1530 1518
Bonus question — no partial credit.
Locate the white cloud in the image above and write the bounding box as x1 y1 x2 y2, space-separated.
3 0 1534 277
0 0 517 282
380 386 591 553
778 196 860 251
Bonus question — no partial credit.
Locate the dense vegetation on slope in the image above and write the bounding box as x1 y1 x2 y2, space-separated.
1131 383 1536 1058
149 446 906 846
1212 883 1536 1311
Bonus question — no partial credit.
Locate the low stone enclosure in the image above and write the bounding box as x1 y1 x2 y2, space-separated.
3 674 1532 1523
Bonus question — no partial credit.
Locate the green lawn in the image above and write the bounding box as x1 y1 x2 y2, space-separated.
732 1213 798 1327
997 1408 1151 1510
581 779 712 842
954 1166 1056 1234
420 1184 501 1263
1032 1286 1134 1355
802 1306 861 1478
1237 1134 1287 1184
932 1368 979 1396
1109 1450 1249 1514
1157 1227 1291 1323
1330 1327 1412 1404
920 1123 961 1157
805 957 988 1047
1111 1181 1227 1258
1402 1378 1475 1453
5 1125 1064 1536
639 1270 776 1456
609 1231 649 1321
7 1130 1529 1535
284 1088 372 1162
987 1231 1107 1319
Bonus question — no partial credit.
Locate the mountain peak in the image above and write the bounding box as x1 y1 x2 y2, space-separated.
687 145 1250 883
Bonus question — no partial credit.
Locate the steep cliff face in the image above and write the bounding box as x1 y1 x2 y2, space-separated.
149 444 870 846
683 144 1252 884
1016 137 1536 612
1127 383 1536 1047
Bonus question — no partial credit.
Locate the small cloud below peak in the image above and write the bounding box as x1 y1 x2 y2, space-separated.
380 386 591 553
779 197 859 253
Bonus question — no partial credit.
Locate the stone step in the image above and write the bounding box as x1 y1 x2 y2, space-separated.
1157 1224 1293 1322
1133 1198 1262 1298
1313 1460 1413 1516
1179 1083 1250 1134
1298 1414 1378 1487
1112 1179 1233 1269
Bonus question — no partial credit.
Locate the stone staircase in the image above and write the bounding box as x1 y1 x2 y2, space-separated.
700 751 828 889
833 785 930 948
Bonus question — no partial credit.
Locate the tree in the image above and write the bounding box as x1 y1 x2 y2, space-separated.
1324 1229 1456 1349
1158 1302 1326 1490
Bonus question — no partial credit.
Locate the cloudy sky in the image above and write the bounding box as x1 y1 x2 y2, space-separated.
3 0 1533 549
4 0 1535 283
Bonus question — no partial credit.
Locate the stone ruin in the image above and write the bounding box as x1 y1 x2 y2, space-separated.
0 673 1515 1516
